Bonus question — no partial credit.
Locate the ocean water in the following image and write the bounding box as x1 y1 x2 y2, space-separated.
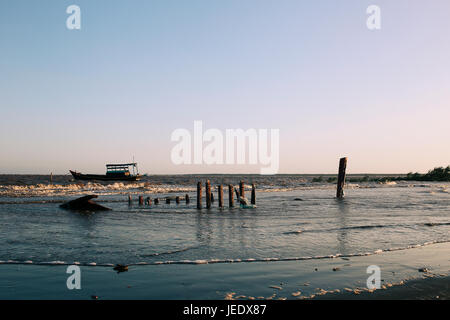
0 175 449 267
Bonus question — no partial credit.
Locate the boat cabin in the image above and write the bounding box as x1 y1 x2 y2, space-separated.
106 163 139 178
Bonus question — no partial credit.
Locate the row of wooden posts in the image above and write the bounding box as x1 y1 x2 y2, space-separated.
129 157 348 208
129 180 256 209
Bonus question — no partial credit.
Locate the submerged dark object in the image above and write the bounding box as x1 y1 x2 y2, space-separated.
60 195 111 211
113 264 129 273
70 163 140 181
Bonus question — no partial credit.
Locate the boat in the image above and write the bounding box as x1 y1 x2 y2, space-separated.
70 163 141 181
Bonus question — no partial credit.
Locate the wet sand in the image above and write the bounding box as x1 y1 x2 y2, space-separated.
0 242 448 300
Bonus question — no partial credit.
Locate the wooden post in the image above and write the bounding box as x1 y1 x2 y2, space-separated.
251 183 256 205
128 194 132 205
239 180 245 197
197 182 202 209
166 198 171 204
336 157 348 199
228 185 234 207
154 198 159 205
50 172 53 184
211 191 214 203
185 194 190 204
139 195 144 205
218 185 223 208
235 188 240 200
206 180 211 209
175 196 180 204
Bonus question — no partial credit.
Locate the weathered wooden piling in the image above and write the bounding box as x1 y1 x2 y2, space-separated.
336 157 348 199
175 196 180 204
197 182 202 209
251 183 256 205
185 194 190 204
154 198 159 205
218 185 223 208
239 180 245 197
206 180 211 209
228 185 234 207
235 188 240 200
139 195 144 206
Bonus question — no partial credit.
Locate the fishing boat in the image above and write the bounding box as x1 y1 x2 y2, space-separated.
69 163 141 181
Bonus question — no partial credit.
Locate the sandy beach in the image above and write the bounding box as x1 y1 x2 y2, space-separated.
1 240 448 300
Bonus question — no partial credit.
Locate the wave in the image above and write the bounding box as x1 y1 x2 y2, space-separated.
0 180 448 198
0 240 448 267
0 182 195 198
283 222 450 235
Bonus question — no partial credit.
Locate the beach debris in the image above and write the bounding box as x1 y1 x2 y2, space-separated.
113 264 129 273
283 230 303 235
269 285 283 290
316 289 328 296
332 267 341 272
293 198 304 201
418 267 429 273
292 291 302 297
60 195 111 211
224 292 236 300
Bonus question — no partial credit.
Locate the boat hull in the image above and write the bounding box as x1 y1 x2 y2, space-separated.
70 170 140 182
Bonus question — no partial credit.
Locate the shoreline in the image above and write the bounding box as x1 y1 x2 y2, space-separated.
0 242 448 300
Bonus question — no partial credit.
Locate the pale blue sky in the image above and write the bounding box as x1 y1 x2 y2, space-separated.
1 0 449 174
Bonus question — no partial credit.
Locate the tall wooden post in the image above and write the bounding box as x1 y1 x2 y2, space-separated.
336 157 348 199
251 183 256 205
218 185 223 208
197 182 202 209
185 194 190 205
239 180 245 197
228 185 234 207
206 180 211 209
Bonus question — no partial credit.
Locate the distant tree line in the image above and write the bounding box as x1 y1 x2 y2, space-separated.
311 166 450 183
399 166 450 182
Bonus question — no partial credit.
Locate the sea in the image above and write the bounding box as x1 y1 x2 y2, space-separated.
0 174 449 268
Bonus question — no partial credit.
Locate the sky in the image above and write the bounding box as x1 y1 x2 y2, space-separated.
0 0 449 174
